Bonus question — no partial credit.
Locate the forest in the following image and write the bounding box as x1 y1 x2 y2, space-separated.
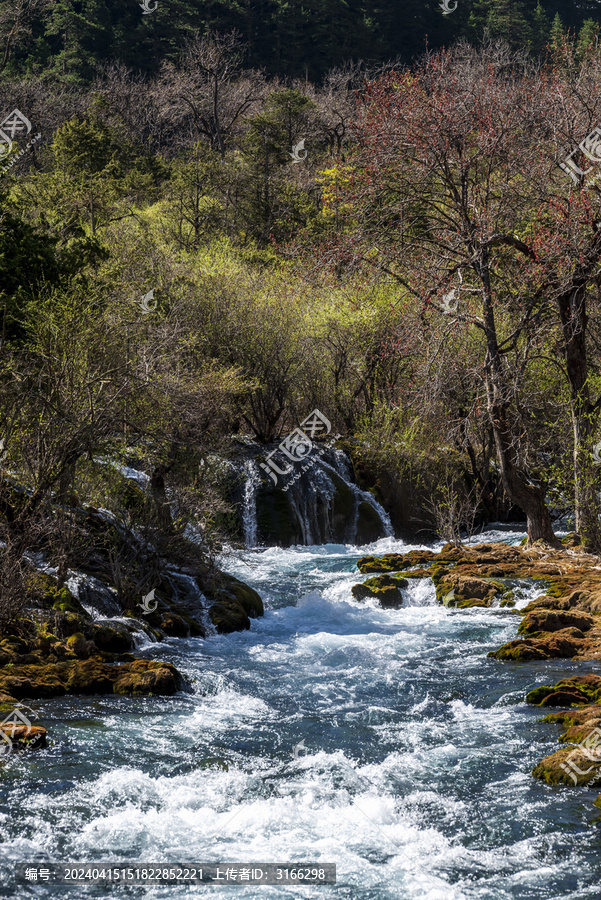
2 7 601 606
3 1 601 894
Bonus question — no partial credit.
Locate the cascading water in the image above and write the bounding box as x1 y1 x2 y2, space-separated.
240 445 393 547
241 459 260 548
5 527 601 900
166 570 217 636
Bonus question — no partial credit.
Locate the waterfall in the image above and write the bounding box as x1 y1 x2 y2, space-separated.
237 444 393 547
242 459 260 548
327 449 394 539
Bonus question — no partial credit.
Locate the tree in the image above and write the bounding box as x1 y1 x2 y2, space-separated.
321 45 574 544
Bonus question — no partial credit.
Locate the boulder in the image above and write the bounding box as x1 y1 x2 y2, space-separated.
356 550 440 574
518 609 594 637
436 573 503 605
0 723 47 752
92 623 135 653
532 747 601 786
488 640 549 661
351 574 408 608
0 658 186 699
205 573 264 634
526 675 601 706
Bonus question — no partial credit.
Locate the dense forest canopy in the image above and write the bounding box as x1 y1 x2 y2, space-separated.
1 0 601 81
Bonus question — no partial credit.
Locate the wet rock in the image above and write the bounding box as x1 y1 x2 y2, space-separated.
91 623 135 653
488 639 549 660
113 661 180 696
66 659 117 694
0 723 47 752
437 573 503 605
351 574 408 607
489 629 584 660
205 573 264 634
357 550 439 574
518 609 594 637
159 613 190 637
526 675 601 706
532 747 601 786
0 657 186 699
65 633 92 659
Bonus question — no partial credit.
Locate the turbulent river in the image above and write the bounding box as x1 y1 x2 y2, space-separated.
2 529 601 899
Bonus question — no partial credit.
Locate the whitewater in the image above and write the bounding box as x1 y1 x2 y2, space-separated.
1 529 600 899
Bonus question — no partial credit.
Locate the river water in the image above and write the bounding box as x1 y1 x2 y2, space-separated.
2 529 601 899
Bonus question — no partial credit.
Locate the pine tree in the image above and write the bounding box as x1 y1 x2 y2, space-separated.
550 12 565 49
576 18 599 63
531 1 551 54
485 0 532 48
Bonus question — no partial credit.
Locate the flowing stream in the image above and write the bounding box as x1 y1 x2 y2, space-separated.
2 529 601 899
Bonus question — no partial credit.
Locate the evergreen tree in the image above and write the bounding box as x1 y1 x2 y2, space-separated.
577 18 599 63
531 1 551 54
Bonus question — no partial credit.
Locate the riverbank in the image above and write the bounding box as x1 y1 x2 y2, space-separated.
353 536 601 801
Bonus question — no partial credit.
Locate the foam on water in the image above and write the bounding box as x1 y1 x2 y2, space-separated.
1 530 599 899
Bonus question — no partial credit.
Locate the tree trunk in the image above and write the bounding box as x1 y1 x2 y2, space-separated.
488 394 560 544
557 286 601 547
478 250 560 547
150 468 174 531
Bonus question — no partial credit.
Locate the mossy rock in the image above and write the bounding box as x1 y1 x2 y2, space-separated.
204 573 264 634
500 597 516 608
356 550 440 575
487 640 549 661
351 574 408 608
532 747 601 786
23 572 86 616
431 564 452 587
559 724 601 744
209 599 251 634
65 633 92 660
112 661 181 696
91 624 134 653
357 554 406 574
437 574 502 605
457 598 490 609
526 677 601 707
0 657 185 698
518 609 593 637
159 614 190 637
